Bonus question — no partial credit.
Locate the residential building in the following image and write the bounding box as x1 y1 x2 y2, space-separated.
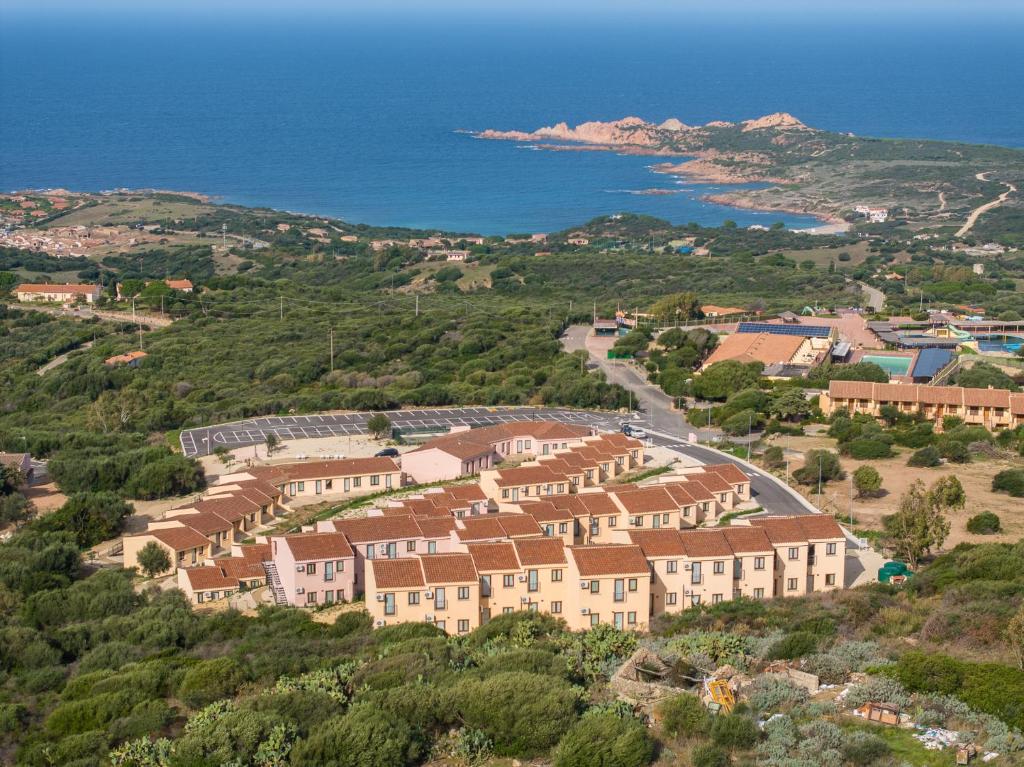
701 332 828 370
367 553 480 634
820 380 1024 431
104 350 148 367
480 465 573 506
14 283 101 304
566 544 651 631
268 532 356 607
0 452 32 484
256 457 402 501
123 526 212 577
165 278 194 292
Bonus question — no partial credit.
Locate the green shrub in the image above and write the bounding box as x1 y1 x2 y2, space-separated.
711 713 760 750
691 743 729 767
937 439 970 463
553 711 655 767
655 693 711 739
907 445 942 467
177 657 248 709
842 730 891 766
454 671 579 756
966 512 1001 535
992 469 1024 498
845 438 893 460
748 676 809 711
793 450 844 485
765 631 819 660
289 704 421 767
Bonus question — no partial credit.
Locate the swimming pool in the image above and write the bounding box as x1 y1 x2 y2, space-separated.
861 354 913 376
977 335 1024 353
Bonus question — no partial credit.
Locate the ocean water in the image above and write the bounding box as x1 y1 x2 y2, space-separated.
2 8 1023 234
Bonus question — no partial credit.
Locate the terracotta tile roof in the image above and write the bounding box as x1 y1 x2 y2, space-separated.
232 478 282 498
165 511 232 535
520 500 573 523
444 484 489 502
828 380 875 400
492 465 567 488
721 526 774 553
700 463 749 485
874 383 920 403
704 332 806 367
280 532 354 561
333 515 422 543
795 515 845 540
548 495 593 518
409 433 497 460
589 432 644 450
679 530 734 558
569 544 649 576
165 278 193 290
612 486 678 515
689 472 732 493
627 530 687 557
675 479 715 502
535 458 582 476
193 495 260 522
276 457 399 482
750 517 809 544
237 543 271 562
661 483 698 506
513 537 568 566
456 517 509 542
371 558 425 589
218 556 267 581
182 566 238 591
145 526 210 551
918 386 963 405
466 541 520 572
1012 394 1024 415
209 486 273 508
420 553 477 584
573 492 621 517
15 283 99 295
963 387 1011 408
415 517 458 539
409 421 592 459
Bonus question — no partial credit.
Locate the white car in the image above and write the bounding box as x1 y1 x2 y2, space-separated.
629 428 647 439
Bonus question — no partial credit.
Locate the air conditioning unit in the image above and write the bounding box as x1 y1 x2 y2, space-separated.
379 544 389 554
580 581 589 590
296 587 305 595
296 564 305 572
424 591 434 599
629 516 639 525
424 614 433 622
580 607 590 615
520 596 529 603
683 563 692 571
375 620 384 627
375 594 385 602
517 575 527 582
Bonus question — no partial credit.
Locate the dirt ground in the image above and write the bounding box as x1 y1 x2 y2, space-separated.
767 434 1024 547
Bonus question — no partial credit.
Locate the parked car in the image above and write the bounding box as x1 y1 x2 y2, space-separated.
375 447 400 458
630 428 647 439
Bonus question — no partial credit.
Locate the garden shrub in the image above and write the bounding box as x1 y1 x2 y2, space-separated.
845 438 893 460
711 713 760 750
748 675 809 712
454 671 579 756
289 704 421 767
553 711 655 767
690 743 730 767
177 657 248 709
655 693 711 739
993 469 1024 498
966 512 1001 535
907 445 941 467
841 730 890 766
765 631 819 660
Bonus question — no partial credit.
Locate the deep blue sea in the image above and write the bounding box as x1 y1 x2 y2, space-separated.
2 8 1023 234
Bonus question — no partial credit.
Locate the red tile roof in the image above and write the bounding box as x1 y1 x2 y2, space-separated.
611 486 678 515
415 517 458 539
570 544 650 576
466 541 520 572
627 530 687 557
280 532 354 561
164 511 233 535
679 530 734 558
419 553 477 584
333 515 422 543
145 526 210 551
513 537 568 566
182 566 238 591
492 465 568 488
721 526 774 553
700 463 749 485
750 517 809 544
371 558 425 589
276 457 399 482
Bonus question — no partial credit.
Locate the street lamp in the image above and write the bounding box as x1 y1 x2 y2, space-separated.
817 454 824 504
746 412 752 461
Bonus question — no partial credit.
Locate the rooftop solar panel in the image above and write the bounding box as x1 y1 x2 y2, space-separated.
736 322 832 338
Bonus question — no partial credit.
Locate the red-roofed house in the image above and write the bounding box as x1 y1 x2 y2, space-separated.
269 532 355 607
567 544 650 631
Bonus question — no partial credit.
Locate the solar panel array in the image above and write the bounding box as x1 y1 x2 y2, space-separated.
736 322 832 338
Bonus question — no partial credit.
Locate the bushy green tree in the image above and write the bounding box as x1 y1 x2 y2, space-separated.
290 704 421 767
711 713 760 750
32 492 133 548
136 542 172 579
852 465 882 498
178 657 249 709
907 445 941 468
691 361 763 401
792 450 844 486
655 693 711 739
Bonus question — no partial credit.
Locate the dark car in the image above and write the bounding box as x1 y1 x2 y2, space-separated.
375 447 400 458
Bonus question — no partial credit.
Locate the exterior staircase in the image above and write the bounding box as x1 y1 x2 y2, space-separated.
263 561 288 605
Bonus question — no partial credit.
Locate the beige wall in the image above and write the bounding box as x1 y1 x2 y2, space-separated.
772 543 810 597
123 535 209 578
565 572 650 632
809 538 846 592
732 553 775 600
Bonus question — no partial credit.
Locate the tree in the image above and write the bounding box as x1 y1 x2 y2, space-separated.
852 465 882 499
0 464 24 495
656 693 711 740
691 361 763 401
762 445 785 469
367 413 392 440
883 478 953 569
792 450 844 486
264 432 279 455
768 387 811 421
290 704 421 767
88 389 146 434
965 511 1001 535
33 492 134 548
136 541 172 579
907 446 941 467
553 711 654 767
649 291 702 322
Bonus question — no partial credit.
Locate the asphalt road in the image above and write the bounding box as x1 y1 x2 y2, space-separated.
181 406 816 517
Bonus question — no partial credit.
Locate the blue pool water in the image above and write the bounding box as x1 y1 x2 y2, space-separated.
977 336 1024 353
2 7 1023 234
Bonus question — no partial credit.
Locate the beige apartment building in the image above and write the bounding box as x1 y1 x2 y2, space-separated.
821 380 1024 431
566 545 651 631
367 553 481 635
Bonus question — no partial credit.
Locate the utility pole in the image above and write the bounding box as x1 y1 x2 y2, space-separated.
415 294 419 317
746 412 752 461
849 473 854 526
329 328 334 372
221 223 227 249
817 455 824 504
280 295 283 321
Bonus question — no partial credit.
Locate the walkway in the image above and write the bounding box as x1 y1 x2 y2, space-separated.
956 172 1017 237
36 341 92 376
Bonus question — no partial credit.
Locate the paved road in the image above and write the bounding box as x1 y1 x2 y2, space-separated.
181 405 816 517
